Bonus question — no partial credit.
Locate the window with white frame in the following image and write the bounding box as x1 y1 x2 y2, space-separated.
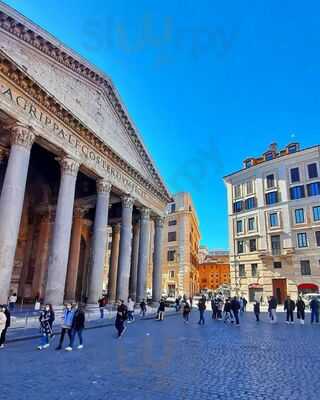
294 208 305 224
246 180 254 195
234 184 242 199
300 260 311 276
313 206 320 222
236 220 243 234
297 232 308 248
266 174 275 189
248 217 255 231
269 212 279 227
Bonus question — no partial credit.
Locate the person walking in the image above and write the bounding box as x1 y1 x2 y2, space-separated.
310 297 319 324
211 297 217 320
175 297 181 312
253 301 260 322
8 293 17 312
0 306 7 349
48 304 55 340
127 297 135 323
189 297 193 309
217 299 224 320
139 299 147 318
55 303 75 350
98 296 106 319
242 297 248 312
182 302 191 323
223 298 233 323
269 296 278 323
38 304 53 350
115 300 128 338
0 305 10 348
230 297 240 326
296 296 305 325
198 297 206 325
157 299 166 321
284 296 295 324
68 304 85 350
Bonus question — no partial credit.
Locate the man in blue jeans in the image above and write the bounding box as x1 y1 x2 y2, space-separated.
67 304 85 351
310 298 319 324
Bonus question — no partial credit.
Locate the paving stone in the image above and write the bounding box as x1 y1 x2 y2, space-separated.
1 311 320 400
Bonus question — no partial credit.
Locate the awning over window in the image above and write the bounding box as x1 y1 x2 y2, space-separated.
298 283 319 290
248 283 263 289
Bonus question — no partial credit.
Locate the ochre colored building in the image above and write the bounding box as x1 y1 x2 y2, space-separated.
197 252 230 292
161 192 200 298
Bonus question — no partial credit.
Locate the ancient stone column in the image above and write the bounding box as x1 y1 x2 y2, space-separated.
136 208 151 302
32 209 52 300
129 220 140 300
64 207 85 302
107 223 121 303
45 156 79 306
0 146 8 196
0 124 35 304
116 195 134 301
87 179 112 304
152 216 165 303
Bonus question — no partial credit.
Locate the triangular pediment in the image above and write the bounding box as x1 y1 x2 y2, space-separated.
0 2 170 201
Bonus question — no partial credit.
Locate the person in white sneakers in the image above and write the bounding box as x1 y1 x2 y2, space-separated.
37 304 54 350
127 297 135 323
68 304 85 351
296 296 305 325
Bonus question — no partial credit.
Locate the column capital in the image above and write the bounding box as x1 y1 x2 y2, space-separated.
139 207 150 221
155 216 165 228
11 123 35 150
97 179 112 194
57 156 80 177
73 206 88 219
113 223 121 234
121 195 134 209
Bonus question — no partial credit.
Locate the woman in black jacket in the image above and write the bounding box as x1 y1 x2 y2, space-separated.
296 296 306 325
0 305 10 348
68 304 85 350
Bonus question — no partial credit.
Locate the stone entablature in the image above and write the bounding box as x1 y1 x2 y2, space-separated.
0 5 169 200
0 61 166 214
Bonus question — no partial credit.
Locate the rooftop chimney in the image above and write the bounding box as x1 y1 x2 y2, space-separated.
269 143 278 153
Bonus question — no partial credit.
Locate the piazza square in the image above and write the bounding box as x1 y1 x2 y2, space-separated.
0 2 320 400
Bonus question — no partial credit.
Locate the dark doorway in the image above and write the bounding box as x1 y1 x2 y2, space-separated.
272 278 287 304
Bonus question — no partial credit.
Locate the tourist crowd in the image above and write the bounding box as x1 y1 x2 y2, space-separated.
0 292 320 351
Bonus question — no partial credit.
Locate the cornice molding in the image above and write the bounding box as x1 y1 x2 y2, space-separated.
0 7 171 201
0 50 170 203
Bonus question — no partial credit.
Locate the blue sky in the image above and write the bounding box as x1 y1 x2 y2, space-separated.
4 0 320 249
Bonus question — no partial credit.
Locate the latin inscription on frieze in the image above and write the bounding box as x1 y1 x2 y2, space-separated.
0 79 149 201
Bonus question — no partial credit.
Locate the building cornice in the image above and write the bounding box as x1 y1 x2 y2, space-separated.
0 4 171 201
0 50 170 203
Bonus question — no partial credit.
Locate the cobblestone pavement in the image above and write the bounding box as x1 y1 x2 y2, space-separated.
1 311 320 400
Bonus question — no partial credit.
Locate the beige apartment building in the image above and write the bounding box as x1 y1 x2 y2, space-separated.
160 193 200 298
224 143 320 303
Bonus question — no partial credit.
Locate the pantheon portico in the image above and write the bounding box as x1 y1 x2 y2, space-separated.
0 3 171 306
